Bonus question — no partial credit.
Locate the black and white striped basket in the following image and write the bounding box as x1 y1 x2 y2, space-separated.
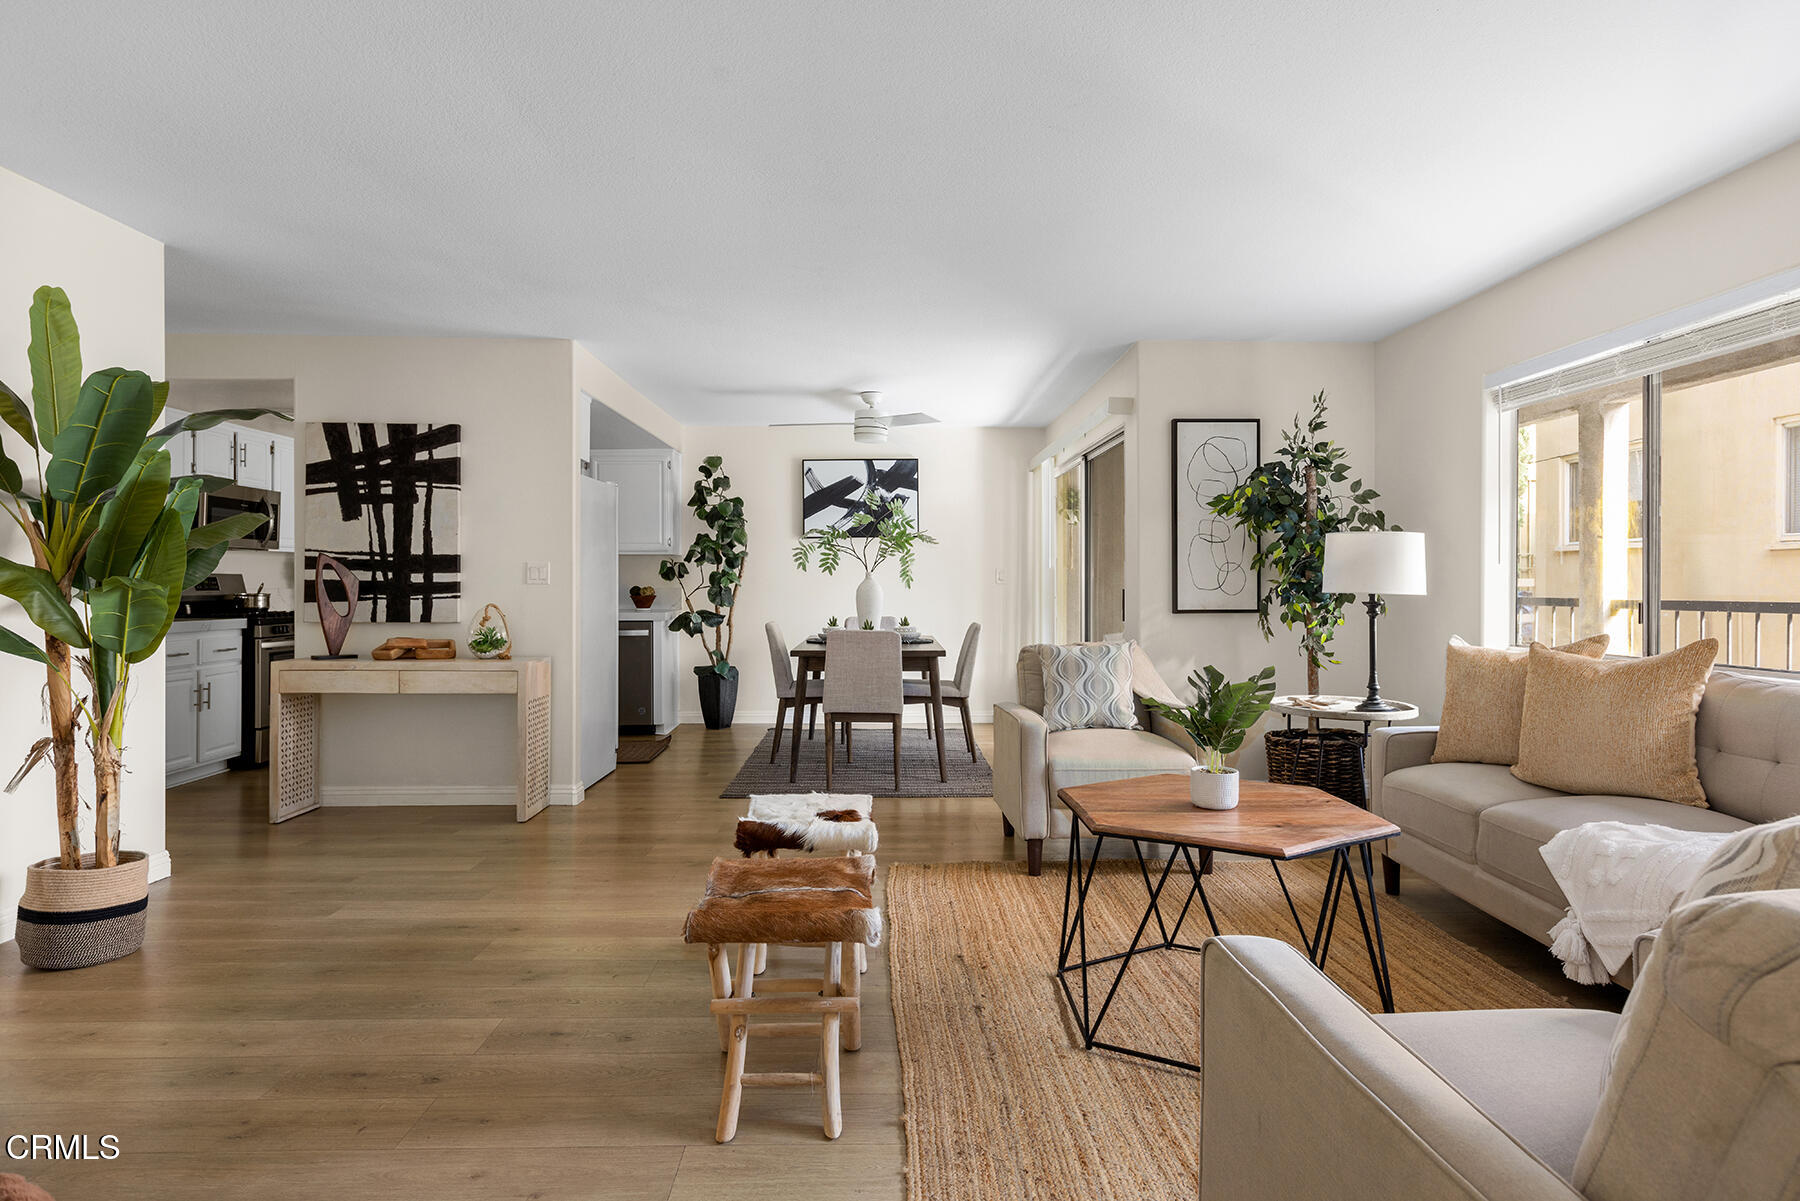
15 851 150 971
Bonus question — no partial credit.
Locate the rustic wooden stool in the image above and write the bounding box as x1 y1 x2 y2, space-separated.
683 855 883 1142
735 793 878 977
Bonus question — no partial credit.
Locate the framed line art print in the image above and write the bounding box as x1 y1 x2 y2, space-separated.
1171 418 1260 613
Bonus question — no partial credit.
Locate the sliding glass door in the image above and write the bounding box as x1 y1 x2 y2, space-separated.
1050 436 1127 643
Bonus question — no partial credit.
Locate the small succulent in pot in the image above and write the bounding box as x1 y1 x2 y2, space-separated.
468 624 508 657
861 619 874 630
899 616 911 627
826 616 839 628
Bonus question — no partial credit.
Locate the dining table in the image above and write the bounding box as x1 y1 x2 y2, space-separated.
789 636 949 784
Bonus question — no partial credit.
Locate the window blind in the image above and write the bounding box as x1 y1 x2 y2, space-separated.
1786 424 1800 536
1494 295 1800 412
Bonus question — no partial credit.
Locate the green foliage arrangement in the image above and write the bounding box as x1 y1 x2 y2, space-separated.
1143 666 1278 773
1208 391 1388 693
791 490 937 587
0 286 288 867
468 624 508 656
659 456 746 677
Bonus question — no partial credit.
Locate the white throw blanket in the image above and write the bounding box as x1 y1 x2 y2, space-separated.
1539 821 1729 984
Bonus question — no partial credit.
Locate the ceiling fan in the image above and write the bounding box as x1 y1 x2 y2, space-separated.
773 391 940 444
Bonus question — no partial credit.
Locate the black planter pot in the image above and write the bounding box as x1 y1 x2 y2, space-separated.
696 665 740 730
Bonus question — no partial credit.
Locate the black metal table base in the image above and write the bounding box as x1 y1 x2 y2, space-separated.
1055 828 1394 1072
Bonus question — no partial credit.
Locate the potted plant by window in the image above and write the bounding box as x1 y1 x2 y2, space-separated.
1144 666 1278 809
791 489 936 626
1 286 287 969
659 456 746 729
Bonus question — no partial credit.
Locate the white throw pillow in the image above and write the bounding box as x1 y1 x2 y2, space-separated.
1038 642 1138 732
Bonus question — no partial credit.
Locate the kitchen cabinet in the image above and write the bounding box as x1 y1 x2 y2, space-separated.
165 620 246 786
192 425 238 479
234 428 276 489
588 450 682 554
273 436 295 551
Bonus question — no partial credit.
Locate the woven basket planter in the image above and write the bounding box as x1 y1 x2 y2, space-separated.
15 851 150 970
1264 728 1368 808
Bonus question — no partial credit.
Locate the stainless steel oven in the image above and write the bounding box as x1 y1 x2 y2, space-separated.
199 485 280 550
240 612 294 767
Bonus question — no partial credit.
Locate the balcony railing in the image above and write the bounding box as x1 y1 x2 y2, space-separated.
1517 593 1800 671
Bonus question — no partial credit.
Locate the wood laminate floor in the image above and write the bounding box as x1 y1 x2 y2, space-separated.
0 724 1620 1200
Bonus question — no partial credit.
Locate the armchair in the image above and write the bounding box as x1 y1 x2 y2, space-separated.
991 642 1196 874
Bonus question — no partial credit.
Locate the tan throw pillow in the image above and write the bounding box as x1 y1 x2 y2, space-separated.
1513 639 1718 806
1432 634 1611 765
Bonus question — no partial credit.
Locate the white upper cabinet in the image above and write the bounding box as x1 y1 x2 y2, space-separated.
589 450 683 554
235 428 276 489
273 435 296 551
192 425 237 479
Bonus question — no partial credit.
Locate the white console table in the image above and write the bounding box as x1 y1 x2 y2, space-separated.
269 657 552 824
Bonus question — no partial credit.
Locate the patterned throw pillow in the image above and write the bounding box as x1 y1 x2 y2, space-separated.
1432 634 1610 765
1038 642 1138 732
1513 639 1718 806
1678 814 1800 904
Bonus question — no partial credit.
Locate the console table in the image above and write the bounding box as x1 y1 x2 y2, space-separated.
269 657 552 824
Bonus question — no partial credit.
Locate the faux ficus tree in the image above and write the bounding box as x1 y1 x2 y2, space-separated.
0 286 287 868
1207 391 1388 695
659 455 746 677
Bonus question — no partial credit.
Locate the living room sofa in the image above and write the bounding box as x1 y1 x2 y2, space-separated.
992 643 1196 875
1197 887 1800 1200
1370 668 1800 980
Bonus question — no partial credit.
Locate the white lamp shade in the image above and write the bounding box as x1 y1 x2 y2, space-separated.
1324 530 1427 596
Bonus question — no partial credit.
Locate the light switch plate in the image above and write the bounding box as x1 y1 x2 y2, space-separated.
524 562 551 585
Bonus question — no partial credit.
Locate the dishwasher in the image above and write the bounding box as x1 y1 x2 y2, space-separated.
619 619 657 734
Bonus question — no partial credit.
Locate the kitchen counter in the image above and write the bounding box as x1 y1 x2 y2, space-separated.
620 604 679 620
171 616 248 632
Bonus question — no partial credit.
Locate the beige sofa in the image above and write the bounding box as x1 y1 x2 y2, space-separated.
1198 887 1800 1200
992 643 1197 875
1371 669 1800 979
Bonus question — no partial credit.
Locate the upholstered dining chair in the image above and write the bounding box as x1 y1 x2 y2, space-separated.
823 629 903 790
905 622 980 759
765 622 822 762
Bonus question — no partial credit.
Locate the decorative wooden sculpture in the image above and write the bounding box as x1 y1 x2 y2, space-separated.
313 553 360 659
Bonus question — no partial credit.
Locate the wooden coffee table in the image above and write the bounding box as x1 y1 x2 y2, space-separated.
1055 775 1402 1071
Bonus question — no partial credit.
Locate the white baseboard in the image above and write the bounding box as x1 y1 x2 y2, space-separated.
318 784 584 808
166 760 232 789
678 708 994 727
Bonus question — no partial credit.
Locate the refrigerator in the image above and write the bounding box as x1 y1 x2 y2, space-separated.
579 473 620 789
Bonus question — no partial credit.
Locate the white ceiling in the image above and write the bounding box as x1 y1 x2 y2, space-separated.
8 2 1800 428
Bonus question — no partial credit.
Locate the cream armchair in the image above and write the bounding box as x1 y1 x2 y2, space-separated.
991 643 1196 875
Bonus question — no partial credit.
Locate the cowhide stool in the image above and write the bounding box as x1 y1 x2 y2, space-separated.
734 793 878 977
682 854 883 1142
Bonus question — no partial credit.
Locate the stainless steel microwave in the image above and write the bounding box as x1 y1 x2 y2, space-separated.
198 485 281 550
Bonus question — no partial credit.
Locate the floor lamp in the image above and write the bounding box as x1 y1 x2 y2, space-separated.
1323 531 1427 712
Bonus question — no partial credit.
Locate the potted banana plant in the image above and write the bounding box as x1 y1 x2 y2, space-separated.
1 285 288 969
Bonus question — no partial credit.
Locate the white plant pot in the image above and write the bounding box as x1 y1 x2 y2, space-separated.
855 571 883 627
1189 766 1240 810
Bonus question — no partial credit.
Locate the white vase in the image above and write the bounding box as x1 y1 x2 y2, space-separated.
1189 766 1240 810
855 571 883 627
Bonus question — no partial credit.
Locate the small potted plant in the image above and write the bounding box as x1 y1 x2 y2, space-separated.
1144 665 1278 809
822 616 839 639
860 619 874 630
628 584 657 609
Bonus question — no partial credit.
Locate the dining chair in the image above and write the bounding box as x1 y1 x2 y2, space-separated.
766 622 822 762
823 629 903 790
880 616 897 629
905 622 980 759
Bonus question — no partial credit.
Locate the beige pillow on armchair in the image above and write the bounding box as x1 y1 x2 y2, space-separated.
1432 633 1610 765
1512 639 1718 807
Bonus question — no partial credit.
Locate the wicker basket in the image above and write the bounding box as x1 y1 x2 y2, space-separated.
1264 728 1368 808
15 851 150 970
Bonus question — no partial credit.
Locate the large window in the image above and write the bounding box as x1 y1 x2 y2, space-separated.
1509 330 1800 671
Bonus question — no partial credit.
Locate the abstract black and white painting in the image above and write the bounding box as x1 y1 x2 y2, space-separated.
302 423 463 623
801 459 919 536
1171 418 1260 613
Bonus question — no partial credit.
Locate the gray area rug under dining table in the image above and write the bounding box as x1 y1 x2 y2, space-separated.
720 726 992 798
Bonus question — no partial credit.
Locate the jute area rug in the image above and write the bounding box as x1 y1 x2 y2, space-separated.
887 859 1565 1201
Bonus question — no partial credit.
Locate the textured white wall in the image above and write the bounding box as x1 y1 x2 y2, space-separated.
1374 140 1800 721
0 167 166 941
